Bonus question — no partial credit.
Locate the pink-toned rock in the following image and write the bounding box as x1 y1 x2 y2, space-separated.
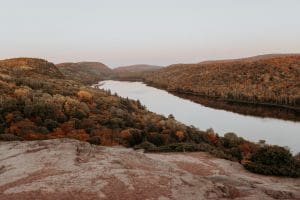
0 139 299 200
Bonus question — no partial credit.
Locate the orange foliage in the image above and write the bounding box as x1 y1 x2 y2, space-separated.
24 132 46 140
93 128 119 146
59 123 73 134
240 159 251 165
175 131 185 141
8 125 19 135
239 142 251 156
77 90 93 101
48 128 65 139
67 129 89 141
6 119 36 136
14 88 30 97
120 129 131 139
5 113 14 123
207 133 218 144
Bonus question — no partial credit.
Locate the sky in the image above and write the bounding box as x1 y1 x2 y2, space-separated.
1 0 300 68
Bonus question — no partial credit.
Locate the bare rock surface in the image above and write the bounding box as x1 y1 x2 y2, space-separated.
0 139 299 200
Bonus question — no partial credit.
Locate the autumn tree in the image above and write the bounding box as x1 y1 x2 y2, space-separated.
175 131 185 141
77 90 93 102
14 87 31 98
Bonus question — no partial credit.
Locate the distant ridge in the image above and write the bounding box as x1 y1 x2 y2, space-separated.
198 53 300 65
111 64 163 81
57 62 113 84
114 64 162 72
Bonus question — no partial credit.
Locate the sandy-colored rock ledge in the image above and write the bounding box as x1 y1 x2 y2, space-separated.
0 139 299 200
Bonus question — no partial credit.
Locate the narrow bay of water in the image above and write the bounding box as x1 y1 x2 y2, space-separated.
97 80 300 153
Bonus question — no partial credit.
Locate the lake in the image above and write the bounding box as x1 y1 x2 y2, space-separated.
96 80 300 153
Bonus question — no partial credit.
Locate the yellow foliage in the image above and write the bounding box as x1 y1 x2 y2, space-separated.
67 129 89 141
207 133 218 144
14 88 30 97
120 129 131 139
77 90 93 101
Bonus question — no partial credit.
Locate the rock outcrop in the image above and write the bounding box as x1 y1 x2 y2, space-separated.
0 139 299 200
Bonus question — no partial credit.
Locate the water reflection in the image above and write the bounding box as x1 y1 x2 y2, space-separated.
97 80 300 153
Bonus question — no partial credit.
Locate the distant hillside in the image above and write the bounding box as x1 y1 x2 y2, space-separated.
199 54 300 65
57 62 113 84
114 64 162 72
144 54 300 109
112 64 162 81
0 58 64 79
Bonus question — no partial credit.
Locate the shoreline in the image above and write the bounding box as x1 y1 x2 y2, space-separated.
105 78 300 122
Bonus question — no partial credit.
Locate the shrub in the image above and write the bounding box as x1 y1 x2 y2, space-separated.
295 153 300 162
79 118 95 133
0 115 4 124
87 136 101 145
145 122 160 133
156 143 199 152
14 87 31 97
44 119 58 131
239 142 251 157
243 146 300 177
0 96 18 114
0 124 4 134
122 129 143 147
175 131 185 141
120 98 135 111
134 141 157 151
0 134 24 141
104 117 125 129
77 90 93 101
10 111 24 123
24 100 58 120
207 132 218 144
37 126 49 134
5 113 14 123
146 132 166 146
71 118 81 129
227 147 243 161
249 146 293 165
67 129 89 141
186 129 207 143
223 132 243 148
244 162 300 177
72 109 86 120
209 149 233 160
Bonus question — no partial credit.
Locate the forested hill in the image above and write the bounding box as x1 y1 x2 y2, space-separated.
57 62 113 84
198 54 300 64
144 54 300 109
0 58 64 79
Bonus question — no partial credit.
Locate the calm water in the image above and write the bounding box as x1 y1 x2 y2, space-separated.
96 80 300 153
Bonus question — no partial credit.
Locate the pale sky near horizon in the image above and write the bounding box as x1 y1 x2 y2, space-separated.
1 0 300 68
